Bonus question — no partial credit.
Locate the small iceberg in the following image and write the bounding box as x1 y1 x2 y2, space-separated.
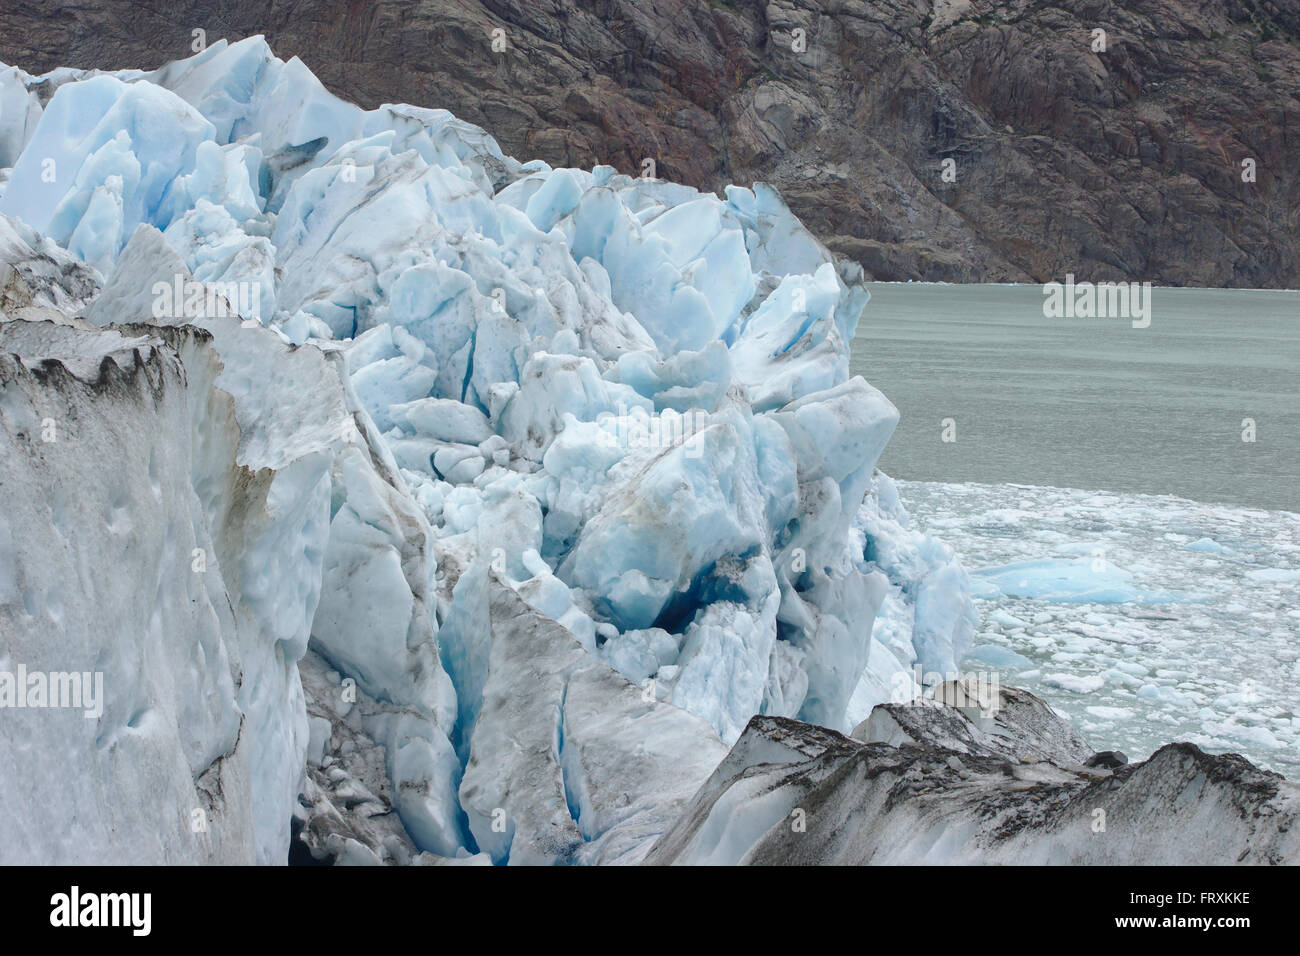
972 557 1186 604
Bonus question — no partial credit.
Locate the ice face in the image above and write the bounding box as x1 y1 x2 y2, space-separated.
1 75 215 266
0 318 256 865
0 37 975 863
0 65 42 170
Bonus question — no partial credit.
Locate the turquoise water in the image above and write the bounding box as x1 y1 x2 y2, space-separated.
850 284 1300 513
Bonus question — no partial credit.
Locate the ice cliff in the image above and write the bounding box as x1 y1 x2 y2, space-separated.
0 37 975 864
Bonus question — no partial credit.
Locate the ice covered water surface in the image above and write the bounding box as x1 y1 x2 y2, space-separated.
903 480 1300 776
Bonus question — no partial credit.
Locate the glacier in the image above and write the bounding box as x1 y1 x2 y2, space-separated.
648 684 1300 865
0 36 979 864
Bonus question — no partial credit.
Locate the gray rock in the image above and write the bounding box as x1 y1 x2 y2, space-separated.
1086 750 1129 769
852 678 1095 766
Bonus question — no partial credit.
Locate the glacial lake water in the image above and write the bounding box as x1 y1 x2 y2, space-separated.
850 283 1300 514
850 283 1300 775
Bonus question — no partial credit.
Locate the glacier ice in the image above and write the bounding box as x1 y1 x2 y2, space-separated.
0 37 976 863
648 685 1300 865
0 315 256 864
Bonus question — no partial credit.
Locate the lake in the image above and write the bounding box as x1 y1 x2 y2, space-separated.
850 283 1300 513
851 283 1300 776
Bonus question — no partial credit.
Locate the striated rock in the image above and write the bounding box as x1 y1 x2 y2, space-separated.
1 1 1296 287
1087 750 1129 770
647 685 1300 864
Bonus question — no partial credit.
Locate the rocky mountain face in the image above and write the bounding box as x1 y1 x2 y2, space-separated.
2 0 1297 287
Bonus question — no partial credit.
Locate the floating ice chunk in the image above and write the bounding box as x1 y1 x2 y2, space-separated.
1137 683 1191 706
1186 537 1231 554
1244 567 1300 583
973 557 1186 604
1087 705 1135 720
963 644 1034 669
1196 720 1282 751
969 577 1003 599
1043 673 1105 694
